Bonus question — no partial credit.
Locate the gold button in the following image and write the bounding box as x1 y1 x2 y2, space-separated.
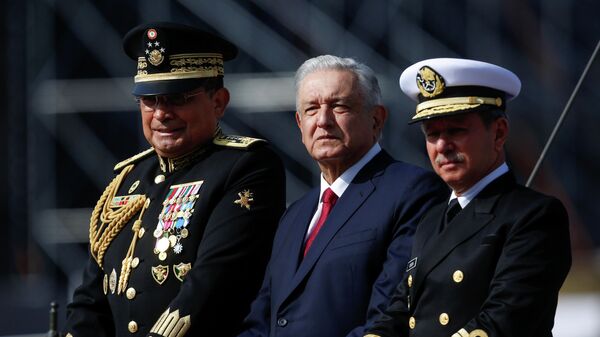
128 321 138 333
439 313 450 325
453 270 464 283
131 257 140 269
409 316 416 329
407 274 413 287
138 227 145 238
154 175 165 184
126 287 136 300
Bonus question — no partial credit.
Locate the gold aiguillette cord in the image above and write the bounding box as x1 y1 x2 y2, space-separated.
118 198 151 294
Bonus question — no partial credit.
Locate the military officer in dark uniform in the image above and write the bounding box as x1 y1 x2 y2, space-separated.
364 58 572 337
64 22 286 337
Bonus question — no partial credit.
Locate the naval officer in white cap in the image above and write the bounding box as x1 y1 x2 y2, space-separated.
364 58 571 337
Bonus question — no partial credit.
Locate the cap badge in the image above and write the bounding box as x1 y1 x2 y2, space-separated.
147 28 157 40
145 29 166 66
416 66 445 98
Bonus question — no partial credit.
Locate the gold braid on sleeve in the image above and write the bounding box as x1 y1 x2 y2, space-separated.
89 164 147 269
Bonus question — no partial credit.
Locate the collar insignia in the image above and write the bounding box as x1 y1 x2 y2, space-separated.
234 190 254 210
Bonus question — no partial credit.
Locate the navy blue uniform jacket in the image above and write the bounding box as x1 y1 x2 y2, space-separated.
366 172 572 337
239 150 447 337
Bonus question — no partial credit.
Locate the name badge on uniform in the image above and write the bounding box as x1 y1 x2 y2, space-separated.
406 257 418 272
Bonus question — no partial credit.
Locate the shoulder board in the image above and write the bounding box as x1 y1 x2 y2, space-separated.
213 133 267 149
113 147 155 172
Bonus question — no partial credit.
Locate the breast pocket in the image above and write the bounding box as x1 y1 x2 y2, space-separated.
329 228 377 251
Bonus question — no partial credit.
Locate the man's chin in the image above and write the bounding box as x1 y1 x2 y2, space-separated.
152 141 185 158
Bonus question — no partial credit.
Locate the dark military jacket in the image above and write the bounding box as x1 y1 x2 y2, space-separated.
65 134 286 337
366 172 571 337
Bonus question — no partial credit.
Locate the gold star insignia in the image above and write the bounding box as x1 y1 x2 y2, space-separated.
234 190 254 210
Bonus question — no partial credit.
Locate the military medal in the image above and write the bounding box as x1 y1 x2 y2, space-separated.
152 265 169 285
173 262 192 282
153 181 203 260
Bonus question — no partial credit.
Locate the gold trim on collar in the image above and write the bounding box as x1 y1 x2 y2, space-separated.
157 146 209 174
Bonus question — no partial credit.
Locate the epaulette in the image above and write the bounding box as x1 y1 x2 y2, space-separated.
213 133 267 149
113 147 155 172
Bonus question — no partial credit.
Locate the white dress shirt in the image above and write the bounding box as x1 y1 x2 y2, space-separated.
304 143 382 241
448 162 509 208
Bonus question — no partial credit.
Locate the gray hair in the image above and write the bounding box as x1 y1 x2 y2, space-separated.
294 55 382 112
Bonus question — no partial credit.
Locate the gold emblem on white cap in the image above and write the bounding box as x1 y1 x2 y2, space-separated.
416 66 445 98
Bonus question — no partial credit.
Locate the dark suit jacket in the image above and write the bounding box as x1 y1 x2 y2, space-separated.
65 141 285 337
366 172 572 337
239 150 447 337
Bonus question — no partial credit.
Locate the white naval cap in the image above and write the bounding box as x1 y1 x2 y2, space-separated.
399 58 521 123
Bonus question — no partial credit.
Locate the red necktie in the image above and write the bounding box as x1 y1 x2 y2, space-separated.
304 188 338 256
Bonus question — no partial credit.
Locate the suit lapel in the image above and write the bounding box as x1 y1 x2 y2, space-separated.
275 188 318 302
284 151 393 301
412 173 516 296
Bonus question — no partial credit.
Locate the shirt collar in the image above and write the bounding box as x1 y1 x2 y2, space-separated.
449 162 509 208
319 143 382 201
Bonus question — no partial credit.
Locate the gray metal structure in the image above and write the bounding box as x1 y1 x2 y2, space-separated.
0 0 598 334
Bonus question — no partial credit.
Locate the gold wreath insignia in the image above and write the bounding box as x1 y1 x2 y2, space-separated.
416 66 446 98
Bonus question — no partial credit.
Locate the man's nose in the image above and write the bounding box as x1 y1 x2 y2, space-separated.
435 135 454 153
316 106 334 128
152 105 174 121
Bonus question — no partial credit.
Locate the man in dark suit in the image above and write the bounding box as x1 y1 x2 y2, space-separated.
239 55 446 337
64 22 285 337
365 58 572 337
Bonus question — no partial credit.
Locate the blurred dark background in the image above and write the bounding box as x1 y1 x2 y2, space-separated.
0 0 598 335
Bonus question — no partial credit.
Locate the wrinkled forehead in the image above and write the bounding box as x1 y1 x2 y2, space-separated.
298 70 360 101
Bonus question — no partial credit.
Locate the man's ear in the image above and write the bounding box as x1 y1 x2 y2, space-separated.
295 111 302 129
371 105 388 134
494 117 509 151
212 88 230 118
